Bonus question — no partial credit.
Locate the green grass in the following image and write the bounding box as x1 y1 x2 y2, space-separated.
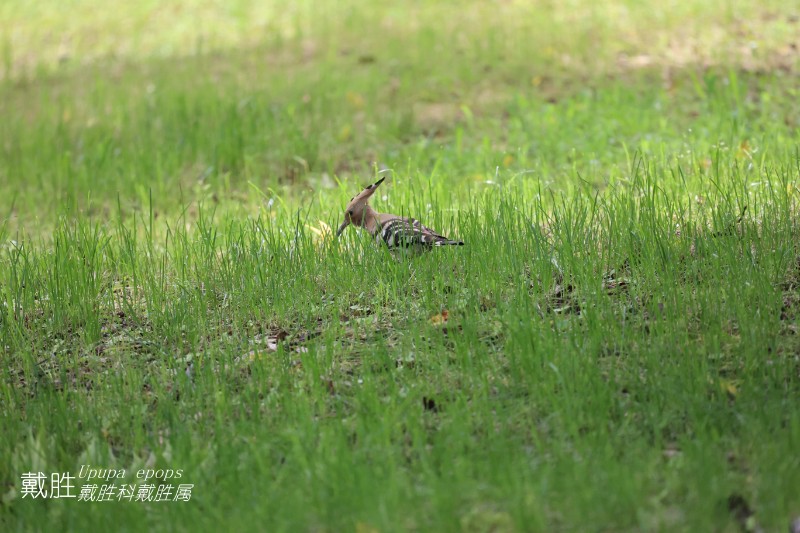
2 0 800 531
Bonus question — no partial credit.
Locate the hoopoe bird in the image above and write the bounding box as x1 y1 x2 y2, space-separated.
336 177 464 250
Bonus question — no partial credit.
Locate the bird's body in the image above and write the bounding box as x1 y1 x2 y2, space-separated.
375 213 464 249
336 178 463 250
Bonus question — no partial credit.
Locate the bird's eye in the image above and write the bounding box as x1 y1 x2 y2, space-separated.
348 210 354 216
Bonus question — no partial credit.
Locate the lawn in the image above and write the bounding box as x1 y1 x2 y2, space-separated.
1 0 800 531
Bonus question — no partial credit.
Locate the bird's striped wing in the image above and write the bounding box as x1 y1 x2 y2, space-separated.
378 217 463 249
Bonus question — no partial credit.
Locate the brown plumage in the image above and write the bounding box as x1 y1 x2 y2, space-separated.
336 177 464 249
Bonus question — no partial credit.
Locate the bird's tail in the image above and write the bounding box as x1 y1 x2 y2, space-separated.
434 240 464 246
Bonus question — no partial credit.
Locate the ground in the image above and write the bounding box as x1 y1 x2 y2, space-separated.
1 0 800 531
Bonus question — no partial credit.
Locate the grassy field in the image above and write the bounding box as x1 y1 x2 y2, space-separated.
2 0 800 531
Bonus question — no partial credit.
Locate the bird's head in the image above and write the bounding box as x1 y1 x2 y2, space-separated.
336 177 385 237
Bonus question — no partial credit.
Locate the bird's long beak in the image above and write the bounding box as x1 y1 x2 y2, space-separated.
336 219 349 237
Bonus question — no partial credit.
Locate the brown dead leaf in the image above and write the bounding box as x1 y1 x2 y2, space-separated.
430 310 449 325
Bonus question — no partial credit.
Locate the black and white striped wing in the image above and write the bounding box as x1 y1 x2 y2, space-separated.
378 217 463 249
